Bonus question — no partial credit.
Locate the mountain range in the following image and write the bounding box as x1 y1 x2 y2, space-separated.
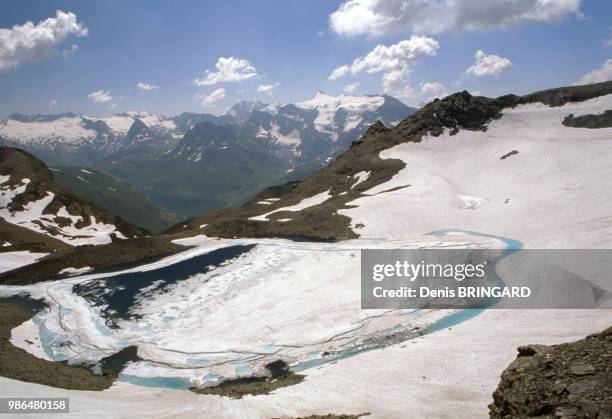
0 93 415 222
0 81 611 418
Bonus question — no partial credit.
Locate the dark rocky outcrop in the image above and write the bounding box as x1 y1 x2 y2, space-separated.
190 359 304 399
563 110 612 129
500 150 519 160
489 327 612 418
520 81 612 107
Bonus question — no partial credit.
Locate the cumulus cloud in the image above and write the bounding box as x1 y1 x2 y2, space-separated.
49 99 58 108
0 10 88 71
465 50 512 77
257 83 279 94
88 89 113 104
195 88 226 106
353 36 438 74
137 82 159 91
329 36 439 94
329 0 582 37
420 81 448 101
344 82 359 93
574 59 612 85
330 36 438 96
195 57 257 86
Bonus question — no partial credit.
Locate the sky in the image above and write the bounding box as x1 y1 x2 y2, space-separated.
0 0 611 117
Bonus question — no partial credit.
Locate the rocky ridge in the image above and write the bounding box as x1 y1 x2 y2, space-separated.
489 327 612 418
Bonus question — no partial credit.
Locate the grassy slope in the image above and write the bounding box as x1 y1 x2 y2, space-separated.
52 167 177 233
101 141 292 219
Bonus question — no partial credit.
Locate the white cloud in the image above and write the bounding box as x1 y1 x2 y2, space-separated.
137 82 159 91
329 36 439 95
195 88 226 106
465 50 512 77
0 10 88 71
195 57 257 86
420 81 448 101
574 59 612 85
353 36 439 74
604 38 612 48
382 69 409 92
87 89 113 104
257 83 279 94
329 0 581 37
328 64 350 80
49 99 58 108
344 82 359 93
331 37 438 98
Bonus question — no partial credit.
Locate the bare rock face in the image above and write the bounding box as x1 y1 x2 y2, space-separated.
489 327 612 418
563 110 612 129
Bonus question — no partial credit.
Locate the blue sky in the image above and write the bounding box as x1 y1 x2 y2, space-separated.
1 0 611 117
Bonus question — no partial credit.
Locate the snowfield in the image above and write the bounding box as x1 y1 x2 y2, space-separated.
341 94 612 248
0 116 97 144
0 93 611 418
249 190 332 221
0 250 47 273
0 176 128 245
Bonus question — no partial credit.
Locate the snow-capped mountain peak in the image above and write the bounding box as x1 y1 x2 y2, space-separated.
261 101 281 115
0 114 97 145
294 92 392 138
87 112 178 137
296 91 384 111
224 99 268 123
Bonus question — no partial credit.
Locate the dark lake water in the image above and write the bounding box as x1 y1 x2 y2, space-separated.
0 294 47 313
73 245 256 326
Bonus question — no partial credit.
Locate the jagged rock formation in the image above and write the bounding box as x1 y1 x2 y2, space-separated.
563 110 612 129
489 327 612 418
